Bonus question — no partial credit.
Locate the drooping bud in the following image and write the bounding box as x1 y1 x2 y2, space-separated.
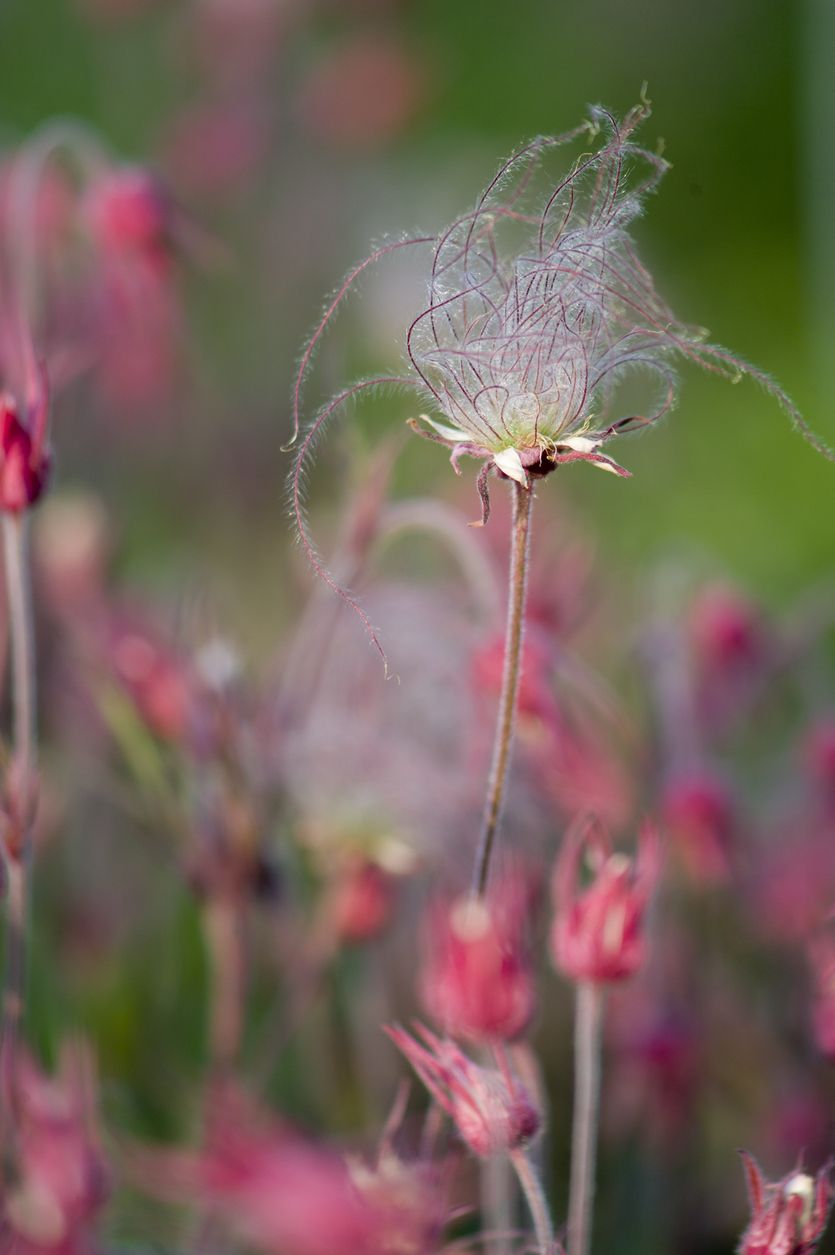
551 817 660 985
419 875 535 1043
385 1023 540 1159
83 166 172 263
0 395 50 514
738 1152 832 1255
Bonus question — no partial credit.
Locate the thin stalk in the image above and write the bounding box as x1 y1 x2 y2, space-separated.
1 513 37 1062
471 481 533 897
202 895 246 1075
567 982 604 1255
510 1147 554 1254
484 1151 513 1255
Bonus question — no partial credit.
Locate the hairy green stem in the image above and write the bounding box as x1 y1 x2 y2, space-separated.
511 1147 555 1254
471 481 533 897
568 982 604 1255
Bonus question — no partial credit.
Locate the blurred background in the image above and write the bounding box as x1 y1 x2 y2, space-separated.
1 2 834 1253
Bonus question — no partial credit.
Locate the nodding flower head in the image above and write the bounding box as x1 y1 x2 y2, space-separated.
551 815 660 985
385 1023 540 1158
0 371 51 515
738 1152 833 1255
419 878 536 1044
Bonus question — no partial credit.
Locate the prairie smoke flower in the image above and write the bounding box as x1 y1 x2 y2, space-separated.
738 1153 833 1255
291 100 831 582
385 1022 540 1158
0 1047 107 1254
419 879 536 1043
551 817 660 984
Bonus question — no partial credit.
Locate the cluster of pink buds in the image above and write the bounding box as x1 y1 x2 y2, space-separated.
738 1153 833 1255
386 1023 540 1159
551 817 660 985
419 874 536 1043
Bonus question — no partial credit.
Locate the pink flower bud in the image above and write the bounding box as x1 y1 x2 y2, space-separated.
419 879 535 1043
330 859 396 944
386 1023 540 1158
139 1085 393 1255
738 1152 832 1255
551 818 660 985
108 617 195 743
0 395 50 514
83 167 171 262
691 585 763 672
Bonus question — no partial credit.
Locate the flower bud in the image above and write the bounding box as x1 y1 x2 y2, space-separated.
551 818 660 985
738 1152 832 1255
83 166 172 261
330 859 395 945
0 396 50 514
386 1023 540 1159
419 879 535 1043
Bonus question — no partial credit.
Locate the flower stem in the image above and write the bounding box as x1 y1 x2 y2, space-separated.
511 1147 555 1254
568 982 604 1255
471 481 533 897
203 895 246 1076
1 513 37 1062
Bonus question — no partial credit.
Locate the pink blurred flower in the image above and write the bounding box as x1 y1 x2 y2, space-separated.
691 584 764 673
803 718 835 809
299 35 427 149
0 379 51 514
386 1022 540 1158
607 999 701 1144
690 583 769 732
0 1047 107 1254
328 857 397 944
141 1087 393 1255
551 817 660 984
661 769 735 885
106 613 197 744
738 1152 832 1255
163 98 270 198
419 875 536 1043
82 167 173 263
189 0 301 90
750 825 835 944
